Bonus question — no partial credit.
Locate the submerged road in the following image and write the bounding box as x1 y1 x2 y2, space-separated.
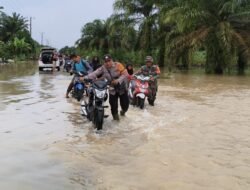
0 63 250 189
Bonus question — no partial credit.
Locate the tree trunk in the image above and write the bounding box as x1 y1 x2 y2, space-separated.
237 52 246 75
181 50 191 70
206 46 224 74
158 37 165 67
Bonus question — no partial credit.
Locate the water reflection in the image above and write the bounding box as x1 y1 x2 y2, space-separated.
0 62 37 80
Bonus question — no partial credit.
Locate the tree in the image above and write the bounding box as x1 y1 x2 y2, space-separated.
164 0 250 74
76 19 109 53
0 12 28 43
7 37 31 59
114 0 163 56
59 46 77 55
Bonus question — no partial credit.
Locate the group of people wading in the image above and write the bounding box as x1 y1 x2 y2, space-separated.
66 54 160 121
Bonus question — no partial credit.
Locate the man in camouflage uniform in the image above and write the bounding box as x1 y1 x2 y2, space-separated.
136 56 160 106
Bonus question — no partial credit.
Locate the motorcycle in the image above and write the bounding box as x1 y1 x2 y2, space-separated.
71 71 86 102
128 74 153 109
64 60 72 72
81 79 109 130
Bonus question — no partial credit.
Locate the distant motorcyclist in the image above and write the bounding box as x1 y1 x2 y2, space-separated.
135 56 160 106
91 56 101 71
63 55 72 72
65 54 93 98
126 63 134 81
84 54 129 120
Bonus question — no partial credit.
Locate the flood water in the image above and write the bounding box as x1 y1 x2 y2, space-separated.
0 63 250 190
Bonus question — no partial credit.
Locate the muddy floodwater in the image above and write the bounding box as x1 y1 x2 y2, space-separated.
0 63 250 190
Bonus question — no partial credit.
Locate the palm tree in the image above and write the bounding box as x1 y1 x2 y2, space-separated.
76 16 137 59
155 0 179 67
107 14 136 51
114 0 163 56
164 0 250 74
76 19 109 53
0 12 28 43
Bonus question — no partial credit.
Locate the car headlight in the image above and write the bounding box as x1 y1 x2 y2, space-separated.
95 89 106 99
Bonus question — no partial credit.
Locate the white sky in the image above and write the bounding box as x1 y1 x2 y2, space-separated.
1 0 115 49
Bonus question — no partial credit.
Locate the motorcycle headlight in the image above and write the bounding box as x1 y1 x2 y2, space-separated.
95 89 106 99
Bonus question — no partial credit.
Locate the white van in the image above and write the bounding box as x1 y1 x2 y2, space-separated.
38 47 60 71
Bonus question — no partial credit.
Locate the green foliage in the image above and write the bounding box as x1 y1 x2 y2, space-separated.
192 51 206 66
0 12 28 42
59 46 77 56
0 11 37 60
70 0 250 74
164 0 250 74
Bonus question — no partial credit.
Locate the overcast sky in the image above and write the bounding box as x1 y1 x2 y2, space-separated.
1 0 115 49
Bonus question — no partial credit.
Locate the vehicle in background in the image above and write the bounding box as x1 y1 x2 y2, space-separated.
38 47 60 71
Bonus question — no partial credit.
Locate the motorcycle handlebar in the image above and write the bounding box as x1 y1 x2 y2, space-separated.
70 71 87 76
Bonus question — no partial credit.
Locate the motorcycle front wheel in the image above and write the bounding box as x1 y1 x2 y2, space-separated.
93 108 104 130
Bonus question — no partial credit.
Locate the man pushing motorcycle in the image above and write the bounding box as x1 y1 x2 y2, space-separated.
65 54 93 98
135 56 160 106
84 54 129 121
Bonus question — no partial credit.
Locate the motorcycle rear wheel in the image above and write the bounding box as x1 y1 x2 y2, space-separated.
148 98 155 106
137 97 145 109
75 89 84 101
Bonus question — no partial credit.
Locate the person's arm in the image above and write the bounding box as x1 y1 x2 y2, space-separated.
84 60 93 73
70 63 76 74
151 65 161 79
116 63 128 84
134 65 144 76
85 66 103 80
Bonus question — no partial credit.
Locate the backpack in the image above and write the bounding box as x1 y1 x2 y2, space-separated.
73 59 89 74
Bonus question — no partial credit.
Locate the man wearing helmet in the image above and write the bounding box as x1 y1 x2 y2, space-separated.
136 56 160 106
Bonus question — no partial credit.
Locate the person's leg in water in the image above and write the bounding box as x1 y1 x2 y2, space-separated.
52 60 56 74
130 80 136 105
109 93 119 120
119 92 129 116
148 80 157 106
65 76 75 98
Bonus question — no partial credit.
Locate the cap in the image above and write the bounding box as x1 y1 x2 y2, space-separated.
104 54 112 62
145 56 153 62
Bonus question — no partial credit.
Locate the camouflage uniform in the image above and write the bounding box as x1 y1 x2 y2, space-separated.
137 65 160 102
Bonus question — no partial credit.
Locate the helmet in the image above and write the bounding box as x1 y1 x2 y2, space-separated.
145 56 153 63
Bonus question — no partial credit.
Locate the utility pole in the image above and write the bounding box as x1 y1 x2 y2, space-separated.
46 39 50 46
29 17 32 36
41 32 44 46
